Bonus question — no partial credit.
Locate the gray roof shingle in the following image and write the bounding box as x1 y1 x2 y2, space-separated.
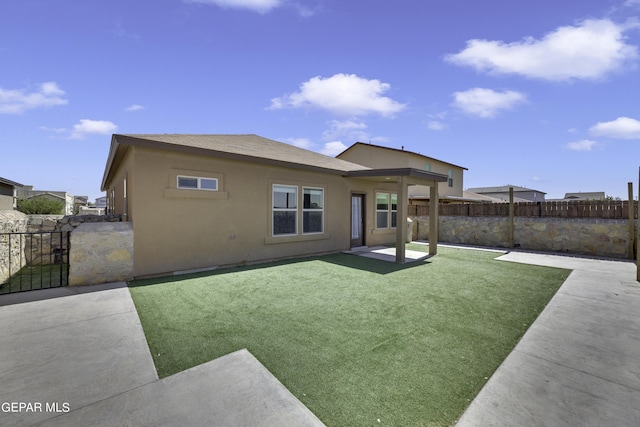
115 134 370 173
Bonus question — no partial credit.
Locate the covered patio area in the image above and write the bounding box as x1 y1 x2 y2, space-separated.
346 168 447 263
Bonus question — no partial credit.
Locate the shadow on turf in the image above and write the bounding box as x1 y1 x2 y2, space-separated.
129 252 432 287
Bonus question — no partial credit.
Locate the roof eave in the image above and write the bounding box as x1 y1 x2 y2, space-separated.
339 142 468 171
101 135 364 188
346 168 448 183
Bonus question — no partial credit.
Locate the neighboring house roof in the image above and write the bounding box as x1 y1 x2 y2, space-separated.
467 185 546 194
410 191 531 203
337 142 468 170
562 192 605 200
0 177 24 187
102 134 448 191
27 192 66 201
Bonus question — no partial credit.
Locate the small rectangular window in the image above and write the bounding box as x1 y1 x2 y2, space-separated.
177 176 218 191
376 192 398 229
200 178 218 190
448 170 454 188
273 185 297 236
303 187 323 234
376 193 389 229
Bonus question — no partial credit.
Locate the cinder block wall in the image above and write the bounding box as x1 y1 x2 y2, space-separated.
69 222 133 286
413 216 634 259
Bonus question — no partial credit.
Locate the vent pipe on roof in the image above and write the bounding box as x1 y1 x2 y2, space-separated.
401 146 404 150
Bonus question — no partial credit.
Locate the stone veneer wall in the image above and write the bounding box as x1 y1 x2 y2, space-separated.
0 211 31 283
69 222 133 286
0 211 123 284
412 216 635 259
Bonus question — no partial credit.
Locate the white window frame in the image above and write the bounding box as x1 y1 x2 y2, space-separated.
376 192 398 229
448 169 454 188
272 184 298 236
391 193 398 228
177 175 218 191
302 187 324 235
376 192 389 229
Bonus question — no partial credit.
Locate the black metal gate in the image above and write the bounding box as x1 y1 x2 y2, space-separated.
0 231 70 294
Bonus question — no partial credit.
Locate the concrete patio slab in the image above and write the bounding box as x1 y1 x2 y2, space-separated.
0 283 158 427
40 349 325 427
0 282 325 427
456 251 640 427
344 245 430 263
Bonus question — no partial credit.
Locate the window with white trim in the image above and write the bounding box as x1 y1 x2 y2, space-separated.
177 175 218 191
448 169 453 188
376 192 397 229
303 187 323 234
273 184 297 236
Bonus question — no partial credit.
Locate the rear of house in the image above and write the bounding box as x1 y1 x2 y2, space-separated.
102 134 447 278
336 142 467 203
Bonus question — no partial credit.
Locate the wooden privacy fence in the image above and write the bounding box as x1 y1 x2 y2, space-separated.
408 200 639 219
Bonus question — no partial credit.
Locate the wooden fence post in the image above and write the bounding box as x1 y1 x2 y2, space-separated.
629 182 635 260
509 187 514 249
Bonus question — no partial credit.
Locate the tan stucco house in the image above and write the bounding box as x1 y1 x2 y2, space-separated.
466 185 546 203
336 143 467 204
0 177 23 210
101 134 448 278
16 186 80 215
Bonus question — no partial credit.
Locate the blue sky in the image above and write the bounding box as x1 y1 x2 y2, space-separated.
1 0 640 202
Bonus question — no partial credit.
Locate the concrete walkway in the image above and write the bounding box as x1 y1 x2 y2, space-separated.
3 250 639 426
456 251 640 427
0 283 324 427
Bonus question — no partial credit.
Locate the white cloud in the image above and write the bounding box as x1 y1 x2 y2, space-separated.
70 119 118 140
322 119 368 141
567 139 598 151
39 126 67 134
285 137 314 149
320 141 348 156
185 0 282 13
125 104 145 112
427 120 446 130
589 116 640 139
445 19 639 81
270 73 406 117
452 88 526 118
0 82 68 114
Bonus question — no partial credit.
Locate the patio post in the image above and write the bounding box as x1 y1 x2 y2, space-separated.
396 175 407 263
429 183 438 256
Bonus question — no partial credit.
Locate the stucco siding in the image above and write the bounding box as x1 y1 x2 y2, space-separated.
126 147 399 277
337 144 463 198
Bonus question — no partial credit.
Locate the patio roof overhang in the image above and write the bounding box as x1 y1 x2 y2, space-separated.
346 168 447 263
345 168 448 185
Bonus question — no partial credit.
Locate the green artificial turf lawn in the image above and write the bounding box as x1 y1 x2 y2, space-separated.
129 245 570 426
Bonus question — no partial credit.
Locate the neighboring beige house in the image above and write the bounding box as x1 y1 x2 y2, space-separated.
17 186 80 215
466 185 546 203
0 177 23 210
95 195 107 208
554 192 606 201
101 134 448 278
336 143 467 204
